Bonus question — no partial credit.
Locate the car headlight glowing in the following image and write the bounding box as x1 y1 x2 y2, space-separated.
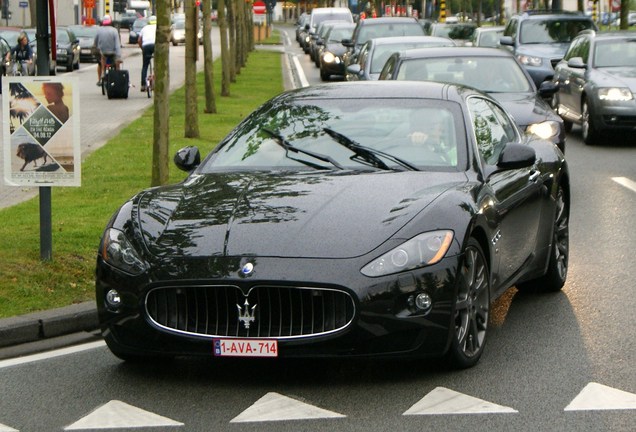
101 228 147 275
322 52 336 63
527 120 560 139
598 87 633 101
517 55 542 67
361 230 454 277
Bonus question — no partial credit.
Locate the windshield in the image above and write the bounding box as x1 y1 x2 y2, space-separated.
327 26 354 42
370 40 454 73
520 19 594 44
70 26 97 37
432 24 476 40
594 39 636 67
200 98 465 172
358 23 425 45
395 56 533 93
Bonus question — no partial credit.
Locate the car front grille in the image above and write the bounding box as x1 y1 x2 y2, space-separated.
145 285 355 339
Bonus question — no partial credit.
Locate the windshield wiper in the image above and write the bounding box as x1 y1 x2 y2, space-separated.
262 128 343 170
323 128 420 171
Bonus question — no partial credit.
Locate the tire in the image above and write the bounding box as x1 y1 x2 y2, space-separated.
66 57 73 72
517 183 569 293
581 99 601 145
446 238 490 369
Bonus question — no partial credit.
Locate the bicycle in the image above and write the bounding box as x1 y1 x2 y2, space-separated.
9 59 31 76
101 53 117 96
145 55 154 98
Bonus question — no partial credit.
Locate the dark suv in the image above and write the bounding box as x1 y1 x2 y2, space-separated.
500 10 597 87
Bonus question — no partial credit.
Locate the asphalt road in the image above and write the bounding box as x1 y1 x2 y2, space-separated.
0 25 635 432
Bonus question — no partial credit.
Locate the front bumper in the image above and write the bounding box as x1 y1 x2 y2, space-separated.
96 254 461 360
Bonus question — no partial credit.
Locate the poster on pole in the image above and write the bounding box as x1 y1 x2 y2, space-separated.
2 76 81 187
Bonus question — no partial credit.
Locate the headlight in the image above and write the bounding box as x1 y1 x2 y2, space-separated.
598 87 633 102
322 52 336 63
100 228 147 275
517 55 542 67
527 120 560 139
361 230 454 277
57 48 64 54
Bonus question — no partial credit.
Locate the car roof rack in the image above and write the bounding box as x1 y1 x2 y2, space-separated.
521 10 585 17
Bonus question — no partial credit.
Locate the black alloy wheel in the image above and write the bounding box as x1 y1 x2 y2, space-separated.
447 238 490 369
581 99 601 145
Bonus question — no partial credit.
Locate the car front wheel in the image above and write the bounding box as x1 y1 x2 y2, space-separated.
447 238 490 369
581 99 601 145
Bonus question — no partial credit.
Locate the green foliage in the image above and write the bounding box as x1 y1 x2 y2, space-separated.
0 50 284 318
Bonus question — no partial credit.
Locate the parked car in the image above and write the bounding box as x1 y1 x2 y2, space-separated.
129 18 148 44
500 10 597 87
68 25 99 63
317 22 355 81
427 22 477 46
552 30 636 145
55 26 80 72
295 12 309 44
346 35 456 81
470 26 505 47
23 27 55 75
342 17 426 69
169 19 203 46
114 11 140 30
379 47 566 152
96 80 570 368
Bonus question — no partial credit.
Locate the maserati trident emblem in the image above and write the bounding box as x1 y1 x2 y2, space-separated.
240 262 254 276
237 299 257 329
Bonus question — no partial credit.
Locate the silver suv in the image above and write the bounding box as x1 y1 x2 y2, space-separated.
500 10 597 87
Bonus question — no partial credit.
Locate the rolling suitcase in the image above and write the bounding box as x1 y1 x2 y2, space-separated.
105 69 129 99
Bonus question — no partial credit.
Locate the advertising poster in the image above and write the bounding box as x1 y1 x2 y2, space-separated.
2 76 81 187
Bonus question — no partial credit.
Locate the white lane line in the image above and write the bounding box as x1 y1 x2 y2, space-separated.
612 177 636 193
0 340 106 369
291 55 310 88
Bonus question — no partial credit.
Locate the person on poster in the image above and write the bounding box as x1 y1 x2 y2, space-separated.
42 82 70 123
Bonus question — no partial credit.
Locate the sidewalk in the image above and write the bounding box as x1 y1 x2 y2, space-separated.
0 25 300 358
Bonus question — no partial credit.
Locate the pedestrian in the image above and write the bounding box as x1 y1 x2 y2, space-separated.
93 15 122 86
138 15 157 92
5 32 33 76
41 82 69 123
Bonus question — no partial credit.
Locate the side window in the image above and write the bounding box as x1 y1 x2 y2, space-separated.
579 38 591 63
379 57 396 80
564 37 581 60
504 18 517 38
358 44 369 68
467 97 518 165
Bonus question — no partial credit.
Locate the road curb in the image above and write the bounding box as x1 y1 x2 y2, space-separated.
0 301 98 348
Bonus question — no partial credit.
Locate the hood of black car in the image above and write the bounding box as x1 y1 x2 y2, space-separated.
517 43 569 59
489 92 555 128
137 171 466 259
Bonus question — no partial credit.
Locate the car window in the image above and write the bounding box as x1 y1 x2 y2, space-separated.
379 56 398 79
503 18 517 38
594 38 636 67
563 36 583 60
468 97 518 165
519 19 594 44
358 23 424 45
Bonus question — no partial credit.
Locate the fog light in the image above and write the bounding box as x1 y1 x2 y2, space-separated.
415 293 432 312
106 289 121 308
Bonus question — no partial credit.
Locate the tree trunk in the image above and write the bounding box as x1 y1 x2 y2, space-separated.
151 0 171 187
202 0 216 114
184 0 199 138
218 0 231 96
227 0 237 80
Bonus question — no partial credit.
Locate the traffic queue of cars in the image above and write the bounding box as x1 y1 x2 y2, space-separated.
295 9 636 148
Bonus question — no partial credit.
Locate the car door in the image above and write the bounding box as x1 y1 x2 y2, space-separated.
556 35 589 117
467 96 543 287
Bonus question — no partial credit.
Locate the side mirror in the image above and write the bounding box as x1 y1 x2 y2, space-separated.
567 57 586 69
538 80 559 98
499 36 514 46
496 143 536 170
174 146 201 172
341 38 354 48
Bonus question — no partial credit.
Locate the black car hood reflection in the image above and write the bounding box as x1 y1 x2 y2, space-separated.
137 171 466 258
489 92 555 127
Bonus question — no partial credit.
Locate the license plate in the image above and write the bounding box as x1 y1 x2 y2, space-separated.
213 338 278 357
81 48 91 53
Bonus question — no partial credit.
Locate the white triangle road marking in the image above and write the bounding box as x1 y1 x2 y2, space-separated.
0 423 18 432
64 400 184 430
403 387 518 415
230 392 346 423
565 382 636 411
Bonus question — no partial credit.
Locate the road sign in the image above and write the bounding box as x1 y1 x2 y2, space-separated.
253 1 266 15
19 1 28 7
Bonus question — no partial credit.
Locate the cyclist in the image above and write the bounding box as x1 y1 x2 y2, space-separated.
4 32 33 76
93 15 122 86
138 15 157 92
